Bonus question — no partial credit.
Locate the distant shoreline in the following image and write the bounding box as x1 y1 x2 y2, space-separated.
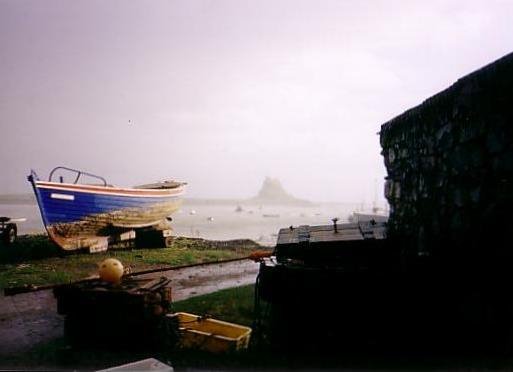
0 193 35 205
0 193 360 207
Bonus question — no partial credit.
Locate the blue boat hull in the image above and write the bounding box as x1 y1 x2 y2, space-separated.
28 173 184 251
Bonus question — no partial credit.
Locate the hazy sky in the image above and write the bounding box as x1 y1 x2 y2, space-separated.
1 0 512 203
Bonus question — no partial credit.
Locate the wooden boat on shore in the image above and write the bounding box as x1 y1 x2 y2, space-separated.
28 167 186 252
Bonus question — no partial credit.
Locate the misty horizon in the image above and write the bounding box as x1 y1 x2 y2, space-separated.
0 174 372 206
1 0 512 204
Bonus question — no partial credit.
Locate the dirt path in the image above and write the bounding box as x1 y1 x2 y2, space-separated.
0 259 260 357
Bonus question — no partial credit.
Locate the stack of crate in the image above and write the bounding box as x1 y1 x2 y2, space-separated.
54 276 178 350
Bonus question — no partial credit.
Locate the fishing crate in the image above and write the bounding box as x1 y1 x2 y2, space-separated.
54 276 178 350
170 312 251 353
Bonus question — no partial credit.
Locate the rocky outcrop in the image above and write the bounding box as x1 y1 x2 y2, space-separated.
249 177 313 206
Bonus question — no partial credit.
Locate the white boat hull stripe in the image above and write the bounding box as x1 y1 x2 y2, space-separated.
50 193 75 201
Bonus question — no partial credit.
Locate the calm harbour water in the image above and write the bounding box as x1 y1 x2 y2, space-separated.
0 202 359 246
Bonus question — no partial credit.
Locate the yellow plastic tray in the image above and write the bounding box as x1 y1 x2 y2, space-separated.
169 312 251 353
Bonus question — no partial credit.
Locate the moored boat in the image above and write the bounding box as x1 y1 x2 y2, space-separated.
348 210 388 224
28 166 186 251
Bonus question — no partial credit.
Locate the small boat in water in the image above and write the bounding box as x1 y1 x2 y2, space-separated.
262 214 280 218
28 166 186 251
348 210 389 224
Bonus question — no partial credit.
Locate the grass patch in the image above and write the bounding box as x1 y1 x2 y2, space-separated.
0 234 61 262
0 234 264 289
173 284 255 326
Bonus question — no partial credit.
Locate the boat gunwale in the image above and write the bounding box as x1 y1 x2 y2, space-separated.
35 181 185 197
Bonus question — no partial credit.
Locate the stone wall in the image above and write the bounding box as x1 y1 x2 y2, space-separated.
380 52 513 267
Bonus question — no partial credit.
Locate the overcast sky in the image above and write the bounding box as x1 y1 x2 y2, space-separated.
1 0 512 203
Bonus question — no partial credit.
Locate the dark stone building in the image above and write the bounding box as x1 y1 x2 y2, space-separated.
381 52 513 268
380 52 513 351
